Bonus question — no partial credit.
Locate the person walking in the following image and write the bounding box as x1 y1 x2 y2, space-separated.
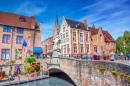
87 53 93 60
103 51 107 60
110 50 115 61
93 52 98 60
121 52 124 61
115 51 118 61
127 53 130 61
97 53 100 60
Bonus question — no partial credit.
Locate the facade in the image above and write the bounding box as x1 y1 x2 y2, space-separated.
41 37 53 54
0 11 41 75
88 26 116 55
59 16 90 57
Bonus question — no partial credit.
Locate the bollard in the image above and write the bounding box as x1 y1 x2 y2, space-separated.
19 75 20 83
28 74 29 82
35 71 36 80
48 71 49 78
8 76 10 85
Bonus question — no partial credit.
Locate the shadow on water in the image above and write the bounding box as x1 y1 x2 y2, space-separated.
50 72 76 86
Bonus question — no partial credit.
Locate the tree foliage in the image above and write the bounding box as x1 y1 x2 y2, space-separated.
24 56 36 65
116 31 130 55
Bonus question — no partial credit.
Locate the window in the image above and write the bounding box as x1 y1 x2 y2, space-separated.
81 44 84 53
3 26 11 32
63 34 65 42
94 46 97 52
100 35 102 41
73 32 76 41
17 28 23 33
61 35 62 43
67 44 69 53
86 44 89 53
1 49 10 60
73 43 77 53
21 18 25 22
63 27 65 32
66 32 69 42
101 46 103 53
64 45 66 54
86 33 88 42
16 36 23 44
15 49 22 59
20 15 25 22
80 33 83 42
3 35 10 43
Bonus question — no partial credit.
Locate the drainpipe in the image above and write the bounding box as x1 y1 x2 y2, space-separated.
9 26 14 76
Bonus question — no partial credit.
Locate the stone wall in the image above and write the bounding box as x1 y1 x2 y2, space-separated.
59 58 130 86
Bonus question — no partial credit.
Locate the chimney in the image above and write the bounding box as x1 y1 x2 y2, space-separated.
84 20 87 26
39 21 42 30
31 16 35 29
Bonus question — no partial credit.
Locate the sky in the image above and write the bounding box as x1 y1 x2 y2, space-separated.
0 0 130 42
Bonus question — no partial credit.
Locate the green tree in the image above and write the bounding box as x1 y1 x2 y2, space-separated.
116 31 130 56
24 56 36 65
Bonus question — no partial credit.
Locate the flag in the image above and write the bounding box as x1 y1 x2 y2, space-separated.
17 49 20 58
22 39 27 47
27 49 33 55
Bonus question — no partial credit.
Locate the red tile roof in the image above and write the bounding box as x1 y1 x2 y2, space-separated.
88 27 95 31
91 29 99 35
0 11 38 29
103 31 115 41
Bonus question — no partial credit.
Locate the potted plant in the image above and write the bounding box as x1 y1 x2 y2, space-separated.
2 71 5 76
128 76 130 82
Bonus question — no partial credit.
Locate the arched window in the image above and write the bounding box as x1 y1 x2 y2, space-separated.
94 46 97 53
100 34 102 41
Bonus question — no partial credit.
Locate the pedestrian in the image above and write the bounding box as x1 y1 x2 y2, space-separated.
79 55 81 59
81 54 83 60
97 53 100 60
103 51 107 60
121 52 124 61
110 50 115 61
87 53 93 60
77 55 78 59
93 52 98 60
127 53 130 61
115 51 118 61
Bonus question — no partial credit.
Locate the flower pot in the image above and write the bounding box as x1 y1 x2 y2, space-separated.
125 77 128 81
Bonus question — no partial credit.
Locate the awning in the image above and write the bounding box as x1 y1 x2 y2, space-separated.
33 47 42 53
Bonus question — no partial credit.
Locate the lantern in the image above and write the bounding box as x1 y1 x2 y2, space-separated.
58 39 61 44
52 41 54 45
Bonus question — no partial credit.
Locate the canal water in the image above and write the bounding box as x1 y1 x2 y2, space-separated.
14 73 76 86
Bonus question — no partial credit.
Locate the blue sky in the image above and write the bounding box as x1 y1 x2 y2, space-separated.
0 0 130 42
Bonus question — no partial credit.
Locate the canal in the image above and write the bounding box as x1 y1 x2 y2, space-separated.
13 72 76 86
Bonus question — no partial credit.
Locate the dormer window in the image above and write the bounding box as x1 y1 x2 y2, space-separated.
20 15 26 22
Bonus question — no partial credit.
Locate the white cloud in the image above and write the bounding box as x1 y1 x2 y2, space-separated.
15 2 46 16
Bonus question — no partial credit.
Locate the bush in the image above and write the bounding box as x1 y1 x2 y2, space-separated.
24 65 40 73
24 56 36 65
112 71 118 76
99 68 105 71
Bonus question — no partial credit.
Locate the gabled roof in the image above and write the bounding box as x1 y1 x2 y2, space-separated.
88 27 95 31
65 18 87 30
103 31 115 42
91 29 99 35
0 11 38 29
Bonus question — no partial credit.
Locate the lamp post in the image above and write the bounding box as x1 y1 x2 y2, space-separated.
90 36 93 55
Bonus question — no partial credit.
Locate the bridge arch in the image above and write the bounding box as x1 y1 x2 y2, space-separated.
47 67 78 86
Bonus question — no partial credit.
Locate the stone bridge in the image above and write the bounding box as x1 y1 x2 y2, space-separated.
40 58 130 86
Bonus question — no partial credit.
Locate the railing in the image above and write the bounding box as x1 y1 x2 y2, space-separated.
0 70 50 85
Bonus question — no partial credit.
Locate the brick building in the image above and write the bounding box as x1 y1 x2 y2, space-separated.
0 11 41 75
59 15 90 57
41 37 53 54
88 26 116 55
